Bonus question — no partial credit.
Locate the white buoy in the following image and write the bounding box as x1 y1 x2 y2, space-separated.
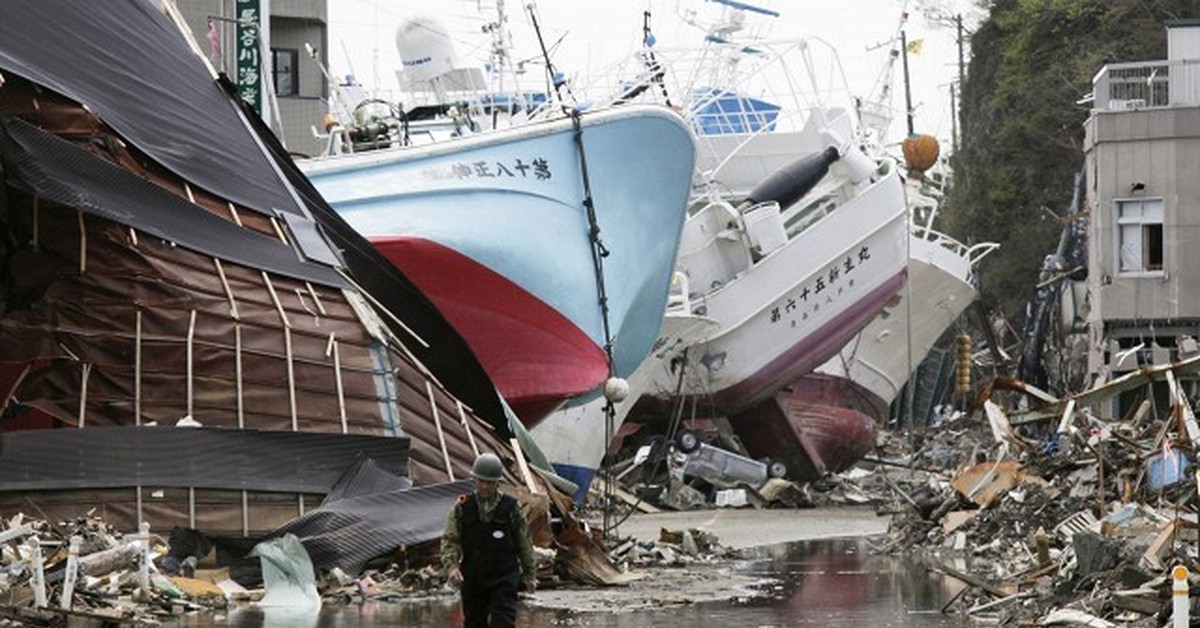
60 535 81 610
604 377 629 403
1174 564 1189 628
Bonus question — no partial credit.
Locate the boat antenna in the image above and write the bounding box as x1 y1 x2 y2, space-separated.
527 4 569 107
304 42 356 125
642 10 674 107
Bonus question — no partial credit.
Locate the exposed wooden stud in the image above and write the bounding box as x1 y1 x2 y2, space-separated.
258 272 297 430
235 324 244 429
135 487 143 527
305 282 328 315
214 259 239 320
135 311 142 426
226 202 243 227
510 437 540 494
285 327 297 432
457 400 480 458
77 210 86 273
77 363 91 428
186 309 196 419
241 491 249 537
298 495 306 517
294 288 320 326
332 337 347 434
188 488 195 529
128 228 138 246
182 182 196 204
426 381 455 480
262 272 291 328
269 216 290 245
0 364 31 416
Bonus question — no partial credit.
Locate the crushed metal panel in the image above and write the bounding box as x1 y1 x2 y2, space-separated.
0 0 306 218
270 481 473 573
0 428 410 493
0 118 342 287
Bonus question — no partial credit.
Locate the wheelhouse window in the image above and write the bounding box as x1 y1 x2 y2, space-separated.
272 48 299 96
1116 198 1164 273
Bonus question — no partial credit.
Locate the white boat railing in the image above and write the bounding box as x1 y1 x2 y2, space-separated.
666 270 694 315
1091 58 1200 111
906 178 998 284
566 34 856 181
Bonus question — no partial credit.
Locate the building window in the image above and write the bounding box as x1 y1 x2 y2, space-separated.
1116 198 1164 273
272 48 299 96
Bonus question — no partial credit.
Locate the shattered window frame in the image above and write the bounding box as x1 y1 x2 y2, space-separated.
1115 197 1164 275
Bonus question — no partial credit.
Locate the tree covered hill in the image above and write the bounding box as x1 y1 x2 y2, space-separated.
944 0 1198 321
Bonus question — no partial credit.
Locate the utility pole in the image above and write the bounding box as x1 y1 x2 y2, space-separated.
950 84 958 153
901 29 914 136
954 14 966 154
956 14 965 90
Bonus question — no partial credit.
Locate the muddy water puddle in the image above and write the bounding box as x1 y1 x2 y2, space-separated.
173 537 967 627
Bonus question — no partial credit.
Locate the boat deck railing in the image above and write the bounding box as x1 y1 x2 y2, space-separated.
568 36 854 138
1091 58 1200 111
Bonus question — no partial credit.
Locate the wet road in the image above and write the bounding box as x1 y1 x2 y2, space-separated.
175 537 967 627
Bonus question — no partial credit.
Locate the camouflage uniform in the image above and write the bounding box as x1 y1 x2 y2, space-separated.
441 491 536 628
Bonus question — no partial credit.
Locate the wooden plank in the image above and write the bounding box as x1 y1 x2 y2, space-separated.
592 477 661 513
425 381 454 480
509 437 540 494
930 562 1009 598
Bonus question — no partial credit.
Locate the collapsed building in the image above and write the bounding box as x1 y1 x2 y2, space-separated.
0 0 547 565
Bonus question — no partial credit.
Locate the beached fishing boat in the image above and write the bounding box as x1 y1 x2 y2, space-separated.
737 174 998 479
810 179 998 417
301 9 699 428
529 0 908 491
301 104 695 426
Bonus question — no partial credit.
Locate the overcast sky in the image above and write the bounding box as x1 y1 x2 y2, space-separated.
327 0 982 148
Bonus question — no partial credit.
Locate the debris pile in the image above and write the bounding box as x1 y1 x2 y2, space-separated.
0 513 228 627
861 366 1200 626
596 429 815 515
607 527 739 570
1 475 703 624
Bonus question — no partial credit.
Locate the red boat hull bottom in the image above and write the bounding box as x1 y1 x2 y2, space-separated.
733 386 877 482
371 236 608 426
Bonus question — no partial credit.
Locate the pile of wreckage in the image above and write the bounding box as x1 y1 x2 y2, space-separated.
856 356 1200 627
0 486 634 626
0 504 741 626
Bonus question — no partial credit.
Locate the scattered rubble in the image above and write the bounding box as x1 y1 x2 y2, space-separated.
9 363 1200 625
852 362 1200 626
0 499 758 623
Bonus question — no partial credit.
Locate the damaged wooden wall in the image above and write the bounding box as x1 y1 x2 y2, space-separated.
0 76 522 536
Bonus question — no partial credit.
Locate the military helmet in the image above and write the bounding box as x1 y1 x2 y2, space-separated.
471 452 504 481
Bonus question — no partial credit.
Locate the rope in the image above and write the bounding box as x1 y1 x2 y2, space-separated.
568 109 620 542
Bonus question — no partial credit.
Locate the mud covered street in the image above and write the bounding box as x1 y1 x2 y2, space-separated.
527 507 889 613
614 506 887 549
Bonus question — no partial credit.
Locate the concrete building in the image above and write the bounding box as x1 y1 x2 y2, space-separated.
1084 20 1200 415
176 0 329 157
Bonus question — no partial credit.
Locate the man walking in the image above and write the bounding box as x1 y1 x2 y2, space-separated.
441 452 537 627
